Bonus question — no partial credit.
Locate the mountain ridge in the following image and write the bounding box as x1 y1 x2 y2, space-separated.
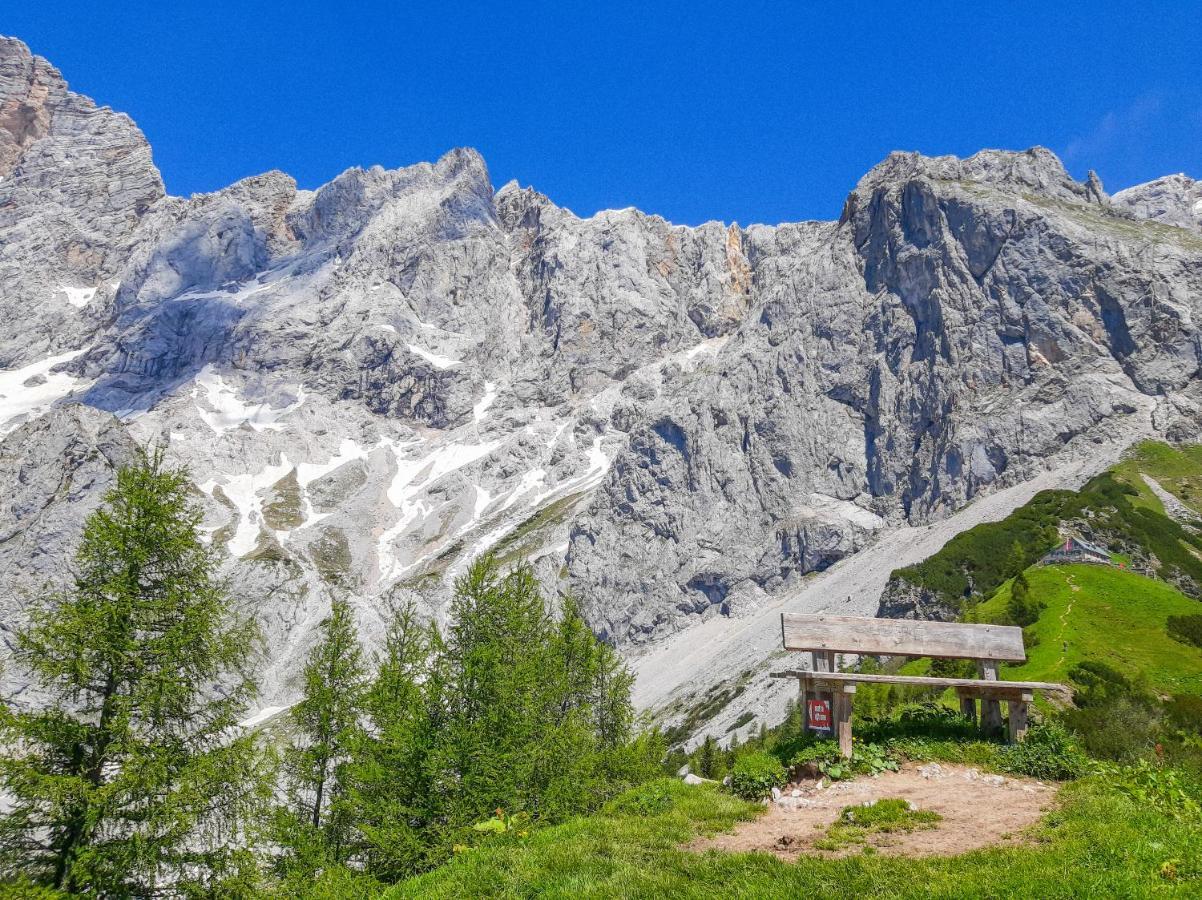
2 35 1201 742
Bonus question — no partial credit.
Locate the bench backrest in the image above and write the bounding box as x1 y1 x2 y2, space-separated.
781 613 1026 662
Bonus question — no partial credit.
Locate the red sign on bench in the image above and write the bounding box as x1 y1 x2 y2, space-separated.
807 698 831 731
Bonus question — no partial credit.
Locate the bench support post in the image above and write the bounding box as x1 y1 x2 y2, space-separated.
958 692 977 725
835 684 855 758
1007 695 1031 744
799 651 854 754
801 650 835 739
978 661 1003 734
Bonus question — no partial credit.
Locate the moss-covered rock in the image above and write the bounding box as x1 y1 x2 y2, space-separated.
263 468 305 531
309 527 352 584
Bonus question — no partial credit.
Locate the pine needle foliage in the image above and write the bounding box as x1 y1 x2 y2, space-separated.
276 555 663 887
0 448 268 896
276 597 370 879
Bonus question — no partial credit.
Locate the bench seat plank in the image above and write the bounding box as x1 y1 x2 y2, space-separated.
781 613 1026 661
770 669 1070 696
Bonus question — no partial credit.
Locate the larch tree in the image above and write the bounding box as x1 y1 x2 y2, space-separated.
278 597 368 876
348 600 442 880
0 448 268 896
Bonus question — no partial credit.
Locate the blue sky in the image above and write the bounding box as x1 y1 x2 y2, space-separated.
8 2 1201 225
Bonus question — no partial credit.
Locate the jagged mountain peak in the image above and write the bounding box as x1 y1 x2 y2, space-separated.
851 145 1100 206
1 38 1200 739
1113 172 1202 234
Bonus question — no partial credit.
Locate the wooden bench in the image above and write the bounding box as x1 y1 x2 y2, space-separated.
770 613 1070 758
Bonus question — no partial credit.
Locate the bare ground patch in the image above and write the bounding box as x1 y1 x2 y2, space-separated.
691 762 1059 859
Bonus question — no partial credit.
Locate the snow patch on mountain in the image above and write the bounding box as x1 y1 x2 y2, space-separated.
61 285 97 308
0 350 88 436
199 456 293 557
193 366 306 434
407 345 459 369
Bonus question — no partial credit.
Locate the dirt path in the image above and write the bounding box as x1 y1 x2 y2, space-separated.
1051 570 1079 673
691 762 1058 860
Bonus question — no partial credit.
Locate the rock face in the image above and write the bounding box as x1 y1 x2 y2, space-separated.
1113 174 1202 235
1 35 1201 714
0 405 138 699
0 36 163 366
875 579 958 622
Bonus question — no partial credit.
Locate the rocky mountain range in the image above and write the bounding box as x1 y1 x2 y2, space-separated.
1 35 1200 738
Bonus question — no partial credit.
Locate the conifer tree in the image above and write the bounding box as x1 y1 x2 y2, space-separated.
1007 570 1041 627
0 449 267 895
698 735 718 779
278 597 368 874
434 557 658 840
1009 540 1027 577
292 555 660 885
349 600 442 880
437 560 552 821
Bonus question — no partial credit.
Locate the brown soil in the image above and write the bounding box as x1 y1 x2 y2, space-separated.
691 762 1058 859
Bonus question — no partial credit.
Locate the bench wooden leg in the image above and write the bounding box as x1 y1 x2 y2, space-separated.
959 693 977 725
803 651 836 740
978 660 1003 735
1007 698 1030 744
981 699 1002 734
836 686 855 759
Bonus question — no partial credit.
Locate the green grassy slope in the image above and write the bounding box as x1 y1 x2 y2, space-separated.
889 442 1202 616
978 564 1202 696
1112 441 1202 516
383 779 1201 899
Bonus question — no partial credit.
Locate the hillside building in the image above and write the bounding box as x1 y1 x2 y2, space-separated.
1039 535 1112 566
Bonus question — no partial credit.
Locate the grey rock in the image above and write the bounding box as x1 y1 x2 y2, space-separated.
1 37 1202 722
0 405 138 677
0 37 163 366
876 578 959 621
1113 174 1202 234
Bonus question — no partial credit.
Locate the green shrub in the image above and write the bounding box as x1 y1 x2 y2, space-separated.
886 736 1005 768
1167 614 1202 649
790 740 898 781
1061 695 1163 762
1068 659 1140 707
1166 694 1202 733
1001 722 1088 780
469 809 532 849
728 751 787 800
860 702 982 743
1092 760 1202 821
